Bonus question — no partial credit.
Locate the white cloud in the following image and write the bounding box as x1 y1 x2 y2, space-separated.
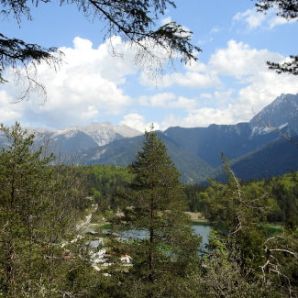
210 41 298 119
0 36 137 128
0 91 21 123
159 107 236 129
159 41 298 129
182 107 236 127
139 92 198 110
1 35 297 132
268 16 296 28
210 40 282 79
140 60 220 88
233 9 266 29
233 7 296 30
120 113 159 132
127 40 298 130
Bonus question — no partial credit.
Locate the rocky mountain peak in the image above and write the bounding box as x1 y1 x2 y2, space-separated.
250 93 298 134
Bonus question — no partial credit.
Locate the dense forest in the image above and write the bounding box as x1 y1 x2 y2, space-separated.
0 123 297 297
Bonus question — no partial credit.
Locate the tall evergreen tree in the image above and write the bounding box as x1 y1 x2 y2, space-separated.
0 123 54 297
0 123 88 297
111 131 200 298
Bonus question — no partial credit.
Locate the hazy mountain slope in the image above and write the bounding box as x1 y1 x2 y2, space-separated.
79 122 141 146
164 123 281 167
250 93 298 134
226 136 298 181
40 130 99 162
26 123 141 159
1 93 298 184
82 133 214 183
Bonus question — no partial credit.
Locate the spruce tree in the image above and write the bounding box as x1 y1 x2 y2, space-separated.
111 131 200 298
0 123 88 297
0 123 54 297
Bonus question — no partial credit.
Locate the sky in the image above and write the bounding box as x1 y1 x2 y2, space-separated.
1 0 298 132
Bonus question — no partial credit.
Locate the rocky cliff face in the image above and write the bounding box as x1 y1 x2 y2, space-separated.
250 93 298 134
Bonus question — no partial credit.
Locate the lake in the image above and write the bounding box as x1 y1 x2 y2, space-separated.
120 224 211 251
192 224 211 250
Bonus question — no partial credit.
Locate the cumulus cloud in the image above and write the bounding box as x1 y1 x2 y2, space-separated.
182 107 236 127
140 39 298 130
210 41 298 118
139 92 198 110
120 113 159 132
210 43 297 117
159 107 236 129
0 91 21 122
156 41 298 129
233 9 266 29
267 15 296 28
233 8 296 30
1 35 297 132
140 60 220 88
209 40 282 79
0 36 137 128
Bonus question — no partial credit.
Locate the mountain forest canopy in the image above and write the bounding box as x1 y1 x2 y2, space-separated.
0 123 297 297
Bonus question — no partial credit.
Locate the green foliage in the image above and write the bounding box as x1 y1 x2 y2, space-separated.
198 164 298 297
110 131 201 298
82 165 132 210
0 123 88 297
270 172 298 229
189 171 298 230
184 184 207 212
0 123 297 297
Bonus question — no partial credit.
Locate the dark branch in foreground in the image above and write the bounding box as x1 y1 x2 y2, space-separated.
255 0 298 75
0 0 200 84
0 33 58 83
267 55 298 75
256 0 298 19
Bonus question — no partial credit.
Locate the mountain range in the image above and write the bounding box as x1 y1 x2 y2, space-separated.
1 93 298 183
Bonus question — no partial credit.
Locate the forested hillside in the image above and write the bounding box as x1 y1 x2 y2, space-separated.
2 94 297 184
1 123 297 297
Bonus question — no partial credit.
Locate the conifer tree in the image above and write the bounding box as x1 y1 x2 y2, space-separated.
0 123 54 297
0 123 87 297
112 130 200 298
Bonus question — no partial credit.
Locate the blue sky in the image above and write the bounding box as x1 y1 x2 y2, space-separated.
1 0 298 131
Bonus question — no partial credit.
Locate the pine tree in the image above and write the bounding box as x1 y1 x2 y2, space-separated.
0 123 88 297
112 131 201 298
0 123 54 297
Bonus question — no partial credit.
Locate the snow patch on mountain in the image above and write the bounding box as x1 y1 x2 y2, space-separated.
250 93 298 135
80 122 141 146
30 122 142 147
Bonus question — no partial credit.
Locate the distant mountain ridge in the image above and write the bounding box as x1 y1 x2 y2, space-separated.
79 93 298 182
32 122 142 145
1 93 298 183
80 132 214 183
250 93 298 135
26 123 142 161
163 122 282 167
